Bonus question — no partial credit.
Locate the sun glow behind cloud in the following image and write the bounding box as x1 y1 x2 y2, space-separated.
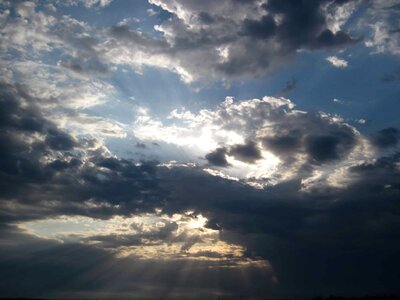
17 212 271 269
133 96 374 189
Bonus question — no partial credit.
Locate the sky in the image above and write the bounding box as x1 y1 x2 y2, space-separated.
0 0 400 299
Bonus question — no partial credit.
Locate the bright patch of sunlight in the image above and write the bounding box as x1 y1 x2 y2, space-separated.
17 211 270 268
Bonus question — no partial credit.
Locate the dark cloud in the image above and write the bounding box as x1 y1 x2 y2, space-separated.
157 152 400 296
0 82 163 223
229 141 262 163
260 0 360 50
45 128 77 150
262 131 301 156
242 15 277 39
305 132 355 163
260 112 358 167
102 0 363 82
372 127 400 149
310 29 361 49
205 147 229 167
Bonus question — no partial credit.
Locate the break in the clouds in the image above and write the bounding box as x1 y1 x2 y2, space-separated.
1 0 400 299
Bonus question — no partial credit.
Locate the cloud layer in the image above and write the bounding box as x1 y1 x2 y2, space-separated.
1 79 400 297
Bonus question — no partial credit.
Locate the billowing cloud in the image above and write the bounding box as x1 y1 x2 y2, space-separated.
134 96 371 189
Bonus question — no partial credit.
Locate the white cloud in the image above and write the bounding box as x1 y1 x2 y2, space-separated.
147 8 159 16
61 0 113 8
323 0 358 34
360 1 400 55
326 56 349 68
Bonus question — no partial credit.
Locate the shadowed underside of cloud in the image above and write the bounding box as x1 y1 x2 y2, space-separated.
1 80 400 297
205 147 230 167
372 127 400 149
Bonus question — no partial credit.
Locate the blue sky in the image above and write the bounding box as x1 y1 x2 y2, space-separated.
1 0 400 298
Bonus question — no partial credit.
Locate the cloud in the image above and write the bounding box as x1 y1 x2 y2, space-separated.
228 141 262 164
94 0 362 83
371 127 400 148
61 0 113 8
1 80 400 297
326 55 349 68
134 96 370 188
1 2 400 298
205 147 229 167
0 82 161 223
363 1 400 55
1 0 394 85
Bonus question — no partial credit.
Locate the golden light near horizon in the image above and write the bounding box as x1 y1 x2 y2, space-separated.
17 211 271 269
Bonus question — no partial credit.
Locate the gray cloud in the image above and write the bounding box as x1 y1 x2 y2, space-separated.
98 0 363 83
0 82 163 224
205 147 229 167
371 127 400 149
228 141 262 164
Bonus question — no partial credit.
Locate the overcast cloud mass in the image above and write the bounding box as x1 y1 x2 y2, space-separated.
1 0 400 299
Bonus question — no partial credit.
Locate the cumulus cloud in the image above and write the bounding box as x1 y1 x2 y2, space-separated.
326 55 349 68
134 96 372 188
